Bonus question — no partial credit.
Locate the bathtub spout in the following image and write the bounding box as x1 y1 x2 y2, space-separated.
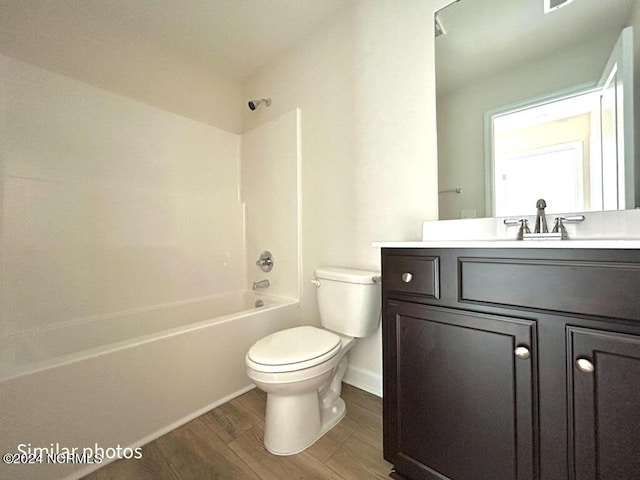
253 279 270 290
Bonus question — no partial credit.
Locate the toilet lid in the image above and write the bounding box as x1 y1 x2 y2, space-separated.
247 326 341 370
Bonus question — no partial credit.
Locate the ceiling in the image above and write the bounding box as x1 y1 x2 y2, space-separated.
436 0 635 94
0 0 353 80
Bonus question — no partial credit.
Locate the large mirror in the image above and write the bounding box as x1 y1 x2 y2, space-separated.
436 0 639 219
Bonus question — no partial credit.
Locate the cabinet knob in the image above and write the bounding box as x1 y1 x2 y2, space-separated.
576 358 595 373
401 272 413 283
514 346 530 359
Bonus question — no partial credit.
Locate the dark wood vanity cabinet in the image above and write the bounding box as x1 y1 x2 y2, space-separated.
381 248 640 480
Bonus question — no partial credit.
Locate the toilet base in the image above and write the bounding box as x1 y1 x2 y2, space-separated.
249 338 357 456
264 394 346 456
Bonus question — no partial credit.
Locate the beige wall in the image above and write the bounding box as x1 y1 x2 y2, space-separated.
242 0 442 394
0 1 241 133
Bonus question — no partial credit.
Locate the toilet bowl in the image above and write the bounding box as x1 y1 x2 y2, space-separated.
246 325 356 455
245 267 381 455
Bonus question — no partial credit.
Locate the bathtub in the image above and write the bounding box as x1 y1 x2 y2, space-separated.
0 292 300 480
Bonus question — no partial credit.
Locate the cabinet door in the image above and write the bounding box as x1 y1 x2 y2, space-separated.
568 327 640 480
384 302 537 480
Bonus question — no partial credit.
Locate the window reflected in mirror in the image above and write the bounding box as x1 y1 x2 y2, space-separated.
436 0 638 220
492 90 600 217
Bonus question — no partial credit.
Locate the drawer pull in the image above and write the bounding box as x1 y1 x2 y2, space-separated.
514 346 530 360
576 358 595 373
401 272 413 283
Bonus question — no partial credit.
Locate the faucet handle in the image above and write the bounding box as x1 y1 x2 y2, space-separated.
559 214 586 223
552 215 585 239
256 251 274 272
504 218 528 227
551 217 567 238
504 218 531 240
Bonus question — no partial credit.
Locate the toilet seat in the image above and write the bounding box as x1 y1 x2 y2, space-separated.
247 326 342 373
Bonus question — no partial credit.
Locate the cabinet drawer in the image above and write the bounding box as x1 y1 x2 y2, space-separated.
459 257 640 321
384 255 439 299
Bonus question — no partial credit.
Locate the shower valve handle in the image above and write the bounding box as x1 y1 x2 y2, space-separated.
256 251 274 272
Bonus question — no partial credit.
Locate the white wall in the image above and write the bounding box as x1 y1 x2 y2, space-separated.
241 109 301 299
242 0 442 395
1 55 245 338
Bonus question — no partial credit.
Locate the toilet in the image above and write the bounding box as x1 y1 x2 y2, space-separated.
245 267 381 455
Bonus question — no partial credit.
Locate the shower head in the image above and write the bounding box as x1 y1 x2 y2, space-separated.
248 98 272 111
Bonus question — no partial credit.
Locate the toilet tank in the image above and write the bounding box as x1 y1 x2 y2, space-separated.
314 267 381 337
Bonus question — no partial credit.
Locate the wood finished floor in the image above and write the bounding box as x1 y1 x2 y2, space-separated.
82 384 393 480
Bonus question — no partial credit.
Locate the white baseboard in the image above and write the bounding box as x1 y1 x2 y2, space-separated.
343 364 382 397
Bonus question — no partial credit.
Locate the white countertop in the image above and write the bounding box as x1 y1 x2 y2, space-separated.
372 240 640 249
372 210 640 249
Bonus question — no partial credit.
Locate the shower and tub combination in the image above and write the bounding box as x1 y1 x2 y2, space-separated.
1 58 303 480
0 291 299 480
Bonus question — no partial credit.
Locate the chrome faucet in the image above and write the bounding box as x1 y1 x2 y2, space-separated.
506 199 586 240
534 198 549 233
252 279 270 290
